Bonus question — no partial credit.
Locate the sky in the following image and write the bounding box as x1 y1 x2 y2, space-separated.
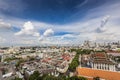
0 0 120 46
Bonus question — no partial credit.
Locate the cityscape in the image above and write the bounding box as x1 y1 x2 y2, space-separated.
0 41 120 80
0 0 120 80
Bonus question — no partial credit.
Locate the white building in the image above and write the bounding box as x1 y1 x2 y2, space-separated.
89 52 116 71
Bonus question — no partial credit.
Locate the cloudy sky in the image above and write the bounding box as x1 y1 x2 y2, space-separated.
0 0 120 46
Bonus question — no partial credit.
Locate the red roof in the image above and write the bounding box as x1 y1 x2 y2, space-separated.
107 50 120 53
91 53 106 58
77 67 120 80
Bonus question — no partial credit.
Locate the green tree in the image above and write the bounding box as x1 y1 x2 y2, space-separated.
11 77 22 80
69 54 79 72
68 76 87 80
15 59 25 67
29 71 40 80
93 77 100 80
57 75 67 80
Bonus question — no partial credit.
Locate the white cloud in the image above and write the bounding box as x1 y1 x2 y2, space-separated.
0 37 6 43
1 0 120 45
15 21 40 37
39 36 71 45
61 34 76 39
101 15 110 27
0 19 11 29
38 35 44 41
43 29 54 37
39 29 54 41
14 22 54 44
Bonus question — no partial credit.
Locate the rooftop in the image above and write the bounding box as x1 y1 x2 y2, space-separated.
77 67 120 80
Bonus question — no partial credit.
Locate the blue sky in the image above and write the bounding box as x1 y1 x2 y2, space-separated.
0 0 120 46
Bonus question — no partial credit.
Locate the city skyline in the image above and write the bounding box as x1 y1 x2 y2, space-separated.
0 0 120 46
